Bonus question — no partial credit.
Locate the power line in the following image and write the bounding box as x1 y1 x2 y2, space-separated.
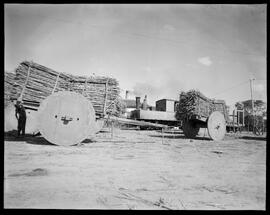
253 79 267 82
212 78 266 99
212 80 250 97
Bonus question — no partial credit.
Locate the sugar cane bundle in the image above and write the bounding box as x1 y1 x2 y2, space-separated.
4 71 19 106
13 61 73 105
70 76 121 116
176 89 215 120
10 61 122 116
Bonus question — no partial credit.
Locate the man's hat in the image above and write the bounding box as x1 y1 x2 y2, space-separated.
16 97 22 104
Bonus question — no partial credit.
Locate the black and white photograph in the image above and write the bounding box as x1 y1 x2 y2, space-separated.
4 4 266 210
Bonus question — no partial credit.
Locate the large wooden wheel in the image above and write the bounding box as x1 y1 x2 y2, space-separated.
38 91 96 146
182 120 200 138
207 111 226 141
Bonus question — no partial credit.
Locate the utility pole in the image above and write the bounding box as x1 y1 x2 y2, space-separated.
249 78 255 133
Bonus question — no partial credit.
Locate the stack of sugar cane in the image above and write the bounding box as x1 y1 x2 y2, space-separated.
176 89 215 120
69 75 121 116
10 61 122 116
13 61 73 107
4 71 19 106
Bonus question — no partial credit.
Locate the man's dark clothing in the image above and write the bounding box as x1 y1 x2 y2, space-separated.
15 104 27 136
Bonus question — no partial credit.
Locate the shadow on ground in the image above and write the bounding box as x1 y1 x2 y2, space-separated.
81 138 96 143
99 129 111 133
8 168 49 177
4 130 56 146
149 134 212 141
240 136 266 141
5 130 97 146
156 130 184 135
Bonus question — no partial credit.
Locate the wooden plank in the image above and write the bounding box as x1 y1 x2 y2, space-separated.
106 116 169 128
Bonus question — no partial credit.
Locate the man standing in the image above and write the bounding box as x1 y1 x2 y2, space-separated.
15 98 27 137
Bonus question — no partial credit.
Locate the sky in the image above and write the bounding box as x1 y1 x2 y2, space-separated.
4 4 267 112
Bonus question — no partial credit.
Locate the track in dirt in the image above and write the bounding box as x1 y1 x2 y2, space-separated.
4 129 266 209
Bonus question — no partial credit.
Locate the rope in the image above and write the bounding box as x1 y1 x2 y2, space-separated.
52 72 60 93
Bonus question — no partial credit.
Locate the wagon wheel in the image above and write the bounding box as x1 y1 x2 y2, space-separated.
182 120 200 138
38 91 96 146
207 111 226 141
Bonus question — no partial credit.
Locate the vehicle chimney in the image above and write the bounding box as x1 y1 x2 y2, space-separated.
125 90 129 99
136 97 141 109
142 95 148 110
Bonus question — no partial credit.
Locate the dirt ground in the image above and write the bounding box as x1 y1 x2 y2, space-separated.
4 127 266 210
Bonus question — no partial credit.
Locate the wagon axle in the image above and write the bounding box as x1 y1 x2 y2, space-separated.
61 116 74 125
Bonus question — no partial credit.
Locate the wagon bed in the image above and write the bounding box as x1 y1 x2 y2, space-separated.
176 90 229 141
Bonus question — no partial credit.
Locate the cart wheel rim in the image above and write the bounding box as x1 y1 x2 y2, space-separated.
182 120 199 138
207 111 226 141
37 91 96 146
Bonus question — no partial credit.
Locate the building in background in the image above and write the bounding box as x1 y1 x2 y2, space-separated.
156 99 179 112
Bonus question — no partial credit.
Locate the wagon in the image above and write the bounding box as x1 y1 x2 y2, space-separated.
5 61 121 146
178 91 229 141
